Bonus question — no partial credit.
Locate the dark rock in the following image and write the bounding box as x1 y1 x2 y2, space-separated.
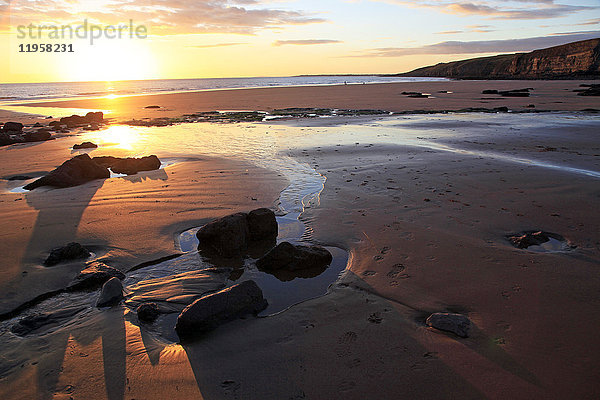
2 122 23 132
10 307 85 336
137 303 160 322
482 90 499 94
144 105 161 109
175 280 267 337
24 154 109 190
73 141 98 149
7 175 33 181
85 112 103 124
508 231 554 249
426 313 471 337
247 208 278 241
0 132 17 146
33 122 43 127
499 90 530 97
92 155 161 175
256 241 332 272
578 86 600 96
24 129 52 142
408 93 429 98
59 112 103 128
67 261 125 291
196 213 250 256
526 104 536 108
44 242 91 266
96 277 123 307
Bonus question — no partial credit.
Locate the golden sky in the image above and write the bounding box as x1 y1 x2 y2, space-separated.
0 0 599 83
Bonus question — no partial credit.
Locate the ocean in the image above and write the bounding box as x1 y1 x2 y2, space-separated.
0 76 449 102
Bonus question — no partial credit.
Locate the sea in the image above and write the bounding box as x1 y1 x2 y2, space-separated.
0 75 449 102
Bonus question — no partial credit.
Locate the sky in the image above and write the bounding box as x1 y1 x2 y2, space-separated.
0 0 599 83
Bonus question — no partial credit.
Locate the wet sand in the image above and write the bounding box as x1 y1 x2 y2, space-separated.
2 80 599 124
0 111 599 399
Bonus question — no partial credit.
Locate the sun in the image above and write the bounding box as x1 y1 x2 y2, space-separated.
61 39 158 82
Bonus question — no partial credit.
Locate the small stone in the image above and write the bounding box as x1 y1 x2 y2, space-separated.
96 277 123 307
44 242 90 266
137 303 160 323
426 313 471 337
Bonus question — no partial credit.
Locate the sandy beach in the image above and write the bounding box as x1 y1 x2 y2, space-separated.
0 83 599 399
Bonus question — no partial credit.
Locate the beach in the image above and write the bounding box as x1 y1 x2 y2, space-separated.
0 82 599 399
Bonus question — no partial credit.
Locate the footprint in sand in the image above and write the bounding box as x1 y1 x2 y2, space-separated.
336 331 358 358
387 263 406 278
361 270 377 277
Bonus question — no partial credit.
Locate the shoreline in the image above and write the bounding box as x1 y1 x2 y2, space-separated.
1 80 598 125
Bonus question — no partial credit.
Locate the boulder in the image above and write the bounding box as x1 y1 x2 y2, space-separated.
196 212 249 256
247 208 278 240
256 241 332 272
44 242 91 266
24 129 51 142
96 277 123 307
0 132 17 146
175 280 267 337
73 141 98 149
426 313 471 338
196 209 278 257
85 111 103 124
67 261 125 290
92 155 161 175
23 154 109 190
60 114 88 128
137 303 160 323
2 122 23 132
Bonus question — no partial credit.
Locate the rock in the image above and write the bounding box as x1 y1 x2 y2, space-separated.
10 307 85 336
499 90 530 97
175 280 267 337
144 105 161 109
256 241 333 272
44 242 91 266
0 132 17 146
578 86 600 96
482 89 499 94
247 208 278 241
73 141 98 149
85 112 103 124
137 303 160 323
196 212 250 256
426 313 471 337
92 155 161 175
23 154 109 190
508 231 551 249
7 175 33 181
96 277 123 307
24 129 52 142
67 261 125 290
2 122 23 132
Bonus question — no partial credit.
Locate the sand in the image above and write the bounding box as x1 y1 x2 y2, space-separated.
0 85 599 399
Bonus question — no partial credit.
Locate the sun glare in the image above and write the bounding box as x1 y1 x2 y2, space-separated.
95 125 143 151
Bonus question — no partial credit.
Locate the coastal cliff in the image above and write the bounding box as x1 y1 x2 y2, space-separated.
401 38 600 79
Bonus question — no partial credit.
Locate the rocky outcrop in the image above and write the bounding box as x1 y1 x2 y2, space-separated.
426 313 471 338
2 122 23 132
175 280 267 338
401 39 600 79
25 130 52 142
256 241 333 272
96 277 123 307
44 242 91 266
59 112 104 128
73 142 98 149
92 155 161 175
67 261 125 290
24 154 110 190
196 208 278 257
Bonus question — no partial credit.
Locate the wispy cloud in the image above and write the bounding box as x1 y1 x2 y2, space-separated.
189 42 246 48
0 0 327 34
577 18 600 26
435 30 463 34
273 39 342 46
350 31 600 57
376 0 597 20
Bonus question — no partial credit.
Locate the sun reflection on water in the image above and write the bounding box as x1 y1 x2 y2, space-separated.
95 125 143 151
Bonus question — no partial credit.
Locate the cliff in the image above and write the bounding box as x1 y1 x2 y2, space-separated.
400 38 600 79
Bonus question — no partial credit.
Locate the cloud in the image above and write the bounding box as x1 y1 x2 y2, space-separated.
189 42 246 48
435 30 463 34
377 0 597 20
350 31 600 57
273 39 342 46
578 18 600 26
0 0 327 34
